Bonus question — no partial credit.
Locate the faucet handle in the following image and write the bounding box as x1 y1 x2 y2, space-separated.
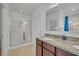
62 35 67 40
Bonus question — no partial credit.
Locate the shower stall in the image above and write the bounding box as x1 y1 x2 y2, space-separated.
9 12 32 47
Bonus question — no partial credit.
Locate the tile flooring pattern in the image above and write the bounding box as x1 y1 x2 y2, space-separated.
8 44 35 56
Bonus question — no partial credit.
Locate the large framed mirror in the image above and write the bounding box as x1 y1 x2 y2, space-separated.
63 3 79 33
46 3 79 37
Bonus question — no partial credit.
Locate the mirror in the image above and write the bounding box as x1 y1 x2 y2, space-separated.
46 5 60 32
62 3 79 33
46 3 79 34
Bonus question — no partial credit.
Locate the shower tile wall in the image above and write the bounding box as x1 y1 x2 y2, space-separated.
10 19 23 46
9 12 32 47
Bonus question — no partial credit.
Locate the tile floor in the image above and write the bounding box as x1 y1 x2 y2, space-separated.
8 44 35 56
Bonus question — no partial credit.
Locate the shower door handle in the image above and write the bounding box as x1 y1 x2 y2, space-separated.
23 32 25 40
0 34 3 39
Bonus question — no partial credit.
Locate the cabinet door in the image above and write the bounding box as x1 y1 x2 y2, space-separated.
36 44 42 56
56 48 76 56
43 48 54 56
43 42 55 53
36 39 42 45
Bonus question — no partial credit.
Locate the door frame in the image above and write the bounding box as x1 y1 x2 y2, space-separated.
2 3 10 56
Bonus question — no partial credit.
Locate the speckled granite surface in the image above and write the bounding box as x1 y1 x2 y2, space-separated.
37 36 79 55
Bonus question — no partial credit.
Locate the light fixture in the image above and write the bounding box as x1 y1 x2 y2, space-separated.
50 3 59 9
72 9 76 11
23 21 28 24
19 10 23 13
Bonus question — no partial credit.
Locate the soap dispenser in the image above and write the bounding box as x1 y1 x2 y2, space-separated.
62 16 69 40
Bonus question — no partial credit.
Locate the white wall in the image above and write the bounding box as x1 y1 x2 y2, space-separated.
32 4 49 41
31 3 49 56
32 3 60 41
0 4 2 48
2 4 10 56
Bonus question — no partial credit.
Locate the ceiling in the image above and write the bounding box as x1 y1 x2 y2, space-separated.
47 3 79 15
8 3 41 16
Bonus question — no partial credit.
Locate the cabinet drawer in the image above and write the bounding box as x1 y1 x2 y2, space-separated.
43 42 55 53
56 48 76 56
43 48 54 56
36 39 42 45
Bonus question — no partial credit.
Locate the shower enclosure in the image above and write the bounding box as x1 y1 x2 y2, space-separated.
9 12 32 47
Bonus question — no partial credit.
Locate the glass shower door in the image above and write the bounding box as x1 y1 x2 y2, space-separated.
23 21 31 43
10 19 23 47
10 18 32 47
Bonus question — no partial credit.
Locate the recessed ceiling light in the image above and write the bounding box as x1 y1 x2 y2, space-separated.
72 9 75 11
51 3 59 7
23 22 28 24
20 10 23 13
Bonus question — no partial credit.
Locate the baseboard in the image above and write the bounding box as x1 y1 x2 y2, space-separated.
9 42 34 50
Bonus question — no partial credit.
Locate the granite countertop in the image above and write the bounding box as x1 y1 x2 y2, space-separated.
37 36 79 56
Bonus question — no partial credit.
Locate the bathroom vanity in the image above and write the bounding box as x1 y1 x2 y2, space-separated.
36 37 79 56
39 3 79 56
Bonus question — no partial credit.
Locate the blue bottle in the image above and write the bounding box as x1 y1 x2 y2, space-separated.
64 16 69 32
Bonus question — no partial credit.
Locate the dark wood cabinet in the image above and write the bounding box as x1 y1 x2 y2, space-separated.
36 39 55 56
43 48 54 56
43 42 55 53
56 48 76 56
43 42 55 56
36 39 42 45
36 39 76 56
36 39 43 56
36 44 42 56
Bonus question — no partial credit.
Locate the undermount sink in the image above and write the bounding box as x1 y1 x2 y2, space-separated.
72 45 79 49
